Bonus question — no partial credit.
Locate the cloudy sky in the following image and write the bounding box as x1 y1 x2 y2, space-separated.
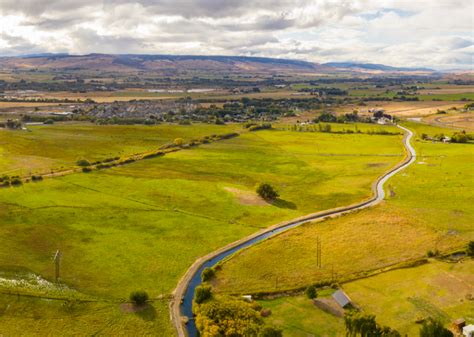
0 0 472 69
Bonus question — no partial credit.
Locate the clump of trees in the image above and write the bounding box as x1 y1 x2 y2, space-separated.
257 183 279 201
129 290 149 306
194 295 281 337
344 311 401 337
419 318 453 337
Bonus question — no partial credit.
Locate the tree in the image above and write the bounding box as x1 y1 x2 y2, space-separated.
419 318 453 337
257 183 279 201
76 159 90 166
467 241 474 257
194 285 212 304
305 285 317 299
129 290 149 306
345 311 401 337
258 326 283 337
201 267 215 282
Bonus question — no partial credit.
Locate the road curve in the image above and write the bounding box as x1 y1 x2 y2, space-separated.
170 125 416 337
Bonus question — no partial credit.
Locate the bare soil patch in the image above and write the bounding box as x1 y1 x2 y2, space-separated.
224 186 268 206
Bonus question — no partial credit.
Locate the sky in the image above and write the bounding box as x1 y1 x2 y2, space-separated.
0 0 473 70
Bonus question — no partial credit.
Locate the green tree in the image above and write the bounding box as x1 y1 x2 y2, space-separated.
201 267 215 282
76 159 90 166
305 285 318 299
194 285 212 304
257 183 279 201
419 318 453 337
467 241 474 257
129 290 149 306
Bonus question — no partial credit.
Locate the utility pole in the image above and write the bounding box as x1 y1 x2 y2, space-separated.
54 250 61 282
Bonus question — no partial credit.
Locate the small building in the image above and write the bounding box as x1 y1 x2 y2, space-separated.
332 290 352 308
463 325 474 337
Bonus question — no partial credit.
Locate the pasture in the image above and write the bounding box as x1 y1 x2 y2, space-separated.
258 259 473 336
212 121 473 294
0 123 237 176
0 126 403 334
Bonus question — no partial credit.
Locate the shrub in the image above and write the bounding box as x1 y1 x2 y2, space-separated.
82 167 92 173
305 285 318 299
43 119 54 124
201 267 215 282
76 159 90 167
467 241 474 257
173 138 184 146
420 318 453 337
256 183 279 201
31 175 43 181
258 327 283 337
130 290 149 306
10 178 22 186
194 285 212 304
451 132 468 143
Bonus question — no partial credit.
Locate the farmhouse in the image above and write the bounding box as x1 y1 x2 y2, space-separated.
332 290 352 308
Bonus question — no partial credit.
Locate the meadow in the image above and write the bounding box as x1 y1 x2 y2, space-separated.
258 259 473 336
0 123 237 176
0 126 403 334
212 121 473 294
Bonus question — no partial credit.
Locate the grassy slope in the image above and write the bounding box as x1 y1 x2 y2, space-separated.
0 128 402 335
0 123 236 176
212 122 473 293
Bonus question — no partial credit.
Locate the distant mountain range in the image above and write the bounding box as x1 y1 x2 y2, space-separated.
0 53 435 75
322 62 434 72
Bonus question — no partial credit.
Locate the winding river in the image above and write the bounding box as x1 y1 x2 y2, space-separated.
171 125 416 337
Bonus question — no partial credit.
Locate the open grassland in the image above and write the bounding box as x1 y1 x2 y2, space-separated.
257 289 344 337
363 101 466 117
258 259 473 337
0 123 237 176
422 111 474 131
211 121 473 294
344 259 474 336
0 127 402 334
0 293 174 336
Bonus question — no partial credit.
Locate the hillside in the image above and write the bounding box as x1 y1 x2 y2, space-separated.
0 54 325 75
323 62 434 72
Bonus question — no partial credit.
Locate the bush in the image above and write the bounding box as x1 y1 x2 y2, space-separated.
130 290 149 306
31 175 43 181
82 167 92 173
451 132 468 143
201 267 215 282
467 241 474 257
258 327 283 337
76 159 90 167
256 183 279 201
305 285 318 299
173 138 184 146
10 178 22 186
420 317 453 337
194 285 212 304
43 119 54 124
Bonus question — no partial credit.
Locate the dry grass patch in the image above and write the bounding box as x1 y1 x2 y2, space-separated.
224 186 268 206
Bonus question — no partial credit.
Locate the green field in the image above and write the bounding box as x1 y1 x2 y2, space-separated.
258 259 473 336
0 123 237 176
212 122 473 294
0 126 403 334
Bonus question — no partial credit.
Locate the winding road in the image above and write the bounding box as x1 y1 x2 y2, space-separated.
170 125 416 337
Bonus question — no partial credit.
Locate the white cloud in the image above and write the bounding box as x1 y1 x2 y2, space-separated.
0 0 472 69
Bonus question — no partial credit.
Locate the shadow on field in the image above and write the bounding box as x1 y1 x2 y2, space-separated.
135 303 158 321
272 198 297 209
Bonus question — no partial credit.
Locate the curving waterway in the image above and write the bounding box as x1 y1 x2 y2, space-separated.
172 125 416 337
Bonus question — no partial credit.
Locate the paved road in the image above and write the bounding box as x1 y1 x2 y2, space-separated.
170 125 416 337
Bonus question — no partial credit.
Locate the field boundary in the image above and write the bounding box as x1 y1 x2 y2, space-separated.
170 125 416 337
